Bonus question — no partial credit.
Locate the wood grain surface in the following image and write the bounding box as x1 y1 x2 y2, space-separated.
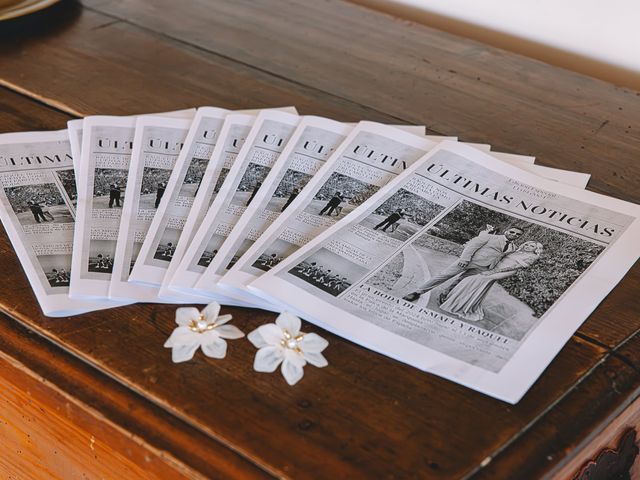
0 308 271 480
0 340 194 480
0 1 639 478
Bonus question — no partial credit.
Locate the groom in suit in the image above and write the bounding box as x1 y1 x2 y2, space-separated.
403 226 524 303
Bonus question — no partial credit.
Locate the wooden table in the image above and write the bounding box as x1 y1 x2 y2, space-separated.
0 1 639 478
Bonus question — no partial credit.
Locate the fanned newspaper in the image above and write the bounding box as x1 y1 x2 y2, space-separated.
129 107 232 298
190 121 441 305
211 118 434 304
156 112 257 302
0 131 113 316
168 109 302 305
216 116 354 303
1 102 636 406
70 110 194 300
130 107 296 304
110 115 194 302
250 140 640 403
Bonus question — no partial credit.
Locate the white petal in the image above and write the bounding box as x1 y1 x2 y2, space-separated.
164 326 195 347
303 351 328 368
257 323 284 346
253 346 284 372
299 332 328 353
214 314 233 326
276 311 301 335
201 335 228 359
215 324 245 339
175 307 200 326
201 302 221 322
199 329 220 343
281 354 305 385
170 342 200 363
247 329 269 348
284 348 307 367
247 328 269 348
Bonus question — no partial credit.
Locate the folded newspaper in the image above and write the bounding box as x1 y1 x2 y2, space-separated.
0 105 637 404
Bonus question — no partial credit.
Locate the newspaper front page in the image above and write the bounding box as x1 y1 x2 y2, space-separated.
251 141 640 403
157 112 257 302
71 115 140 300
110 115 194 302
169 109 301 304
0 130 114 316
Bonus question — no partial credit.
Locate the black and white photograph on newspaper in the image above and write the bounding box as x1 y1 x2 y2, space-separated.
5 183 73 226
92 168 127 210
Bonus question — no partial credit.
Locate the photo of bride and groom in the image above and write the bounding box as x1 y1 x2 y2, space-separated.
367 200 604 340
402 225 543 322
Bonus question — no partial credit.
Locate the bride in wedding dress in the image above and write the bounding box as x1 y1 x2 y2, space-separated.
439 241 543 322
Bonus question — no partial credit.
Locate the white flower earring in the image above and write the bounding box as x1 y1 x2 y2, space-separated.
248 311 329 385
164 302 244 363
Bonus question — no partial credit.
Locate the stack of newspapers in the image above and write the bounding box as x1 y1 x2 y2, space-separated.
1 106 638 402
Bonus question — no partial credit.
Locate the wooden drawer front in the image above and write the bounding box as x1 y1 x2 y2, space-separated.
552 397 640 480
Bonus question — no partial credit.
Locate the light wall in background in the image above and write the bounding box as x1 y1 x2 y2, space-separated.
351 0 640 91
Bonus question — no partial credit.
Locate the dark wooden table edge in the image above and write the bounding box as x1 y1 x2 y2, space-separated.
470 332 640 477
0 78 86 118
0 308 277 479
